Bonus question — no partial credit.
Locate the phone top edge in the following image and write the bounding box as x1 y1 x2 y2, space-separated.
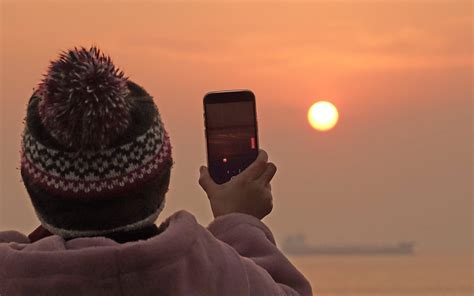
203 90 255 104
204 89 254 95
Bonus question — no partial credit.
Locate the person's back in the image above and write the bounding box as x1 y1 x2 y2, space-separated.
0 47 312 296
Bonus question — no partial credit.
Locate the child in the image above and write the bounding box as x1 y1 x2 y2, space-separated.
0 47 312 296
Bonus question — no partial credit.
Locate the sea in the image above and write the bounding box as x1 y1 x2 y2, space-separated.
288 255 473 296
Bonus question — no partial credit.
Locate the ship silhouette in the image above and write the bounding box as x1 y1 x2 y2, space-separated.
282 235 415 256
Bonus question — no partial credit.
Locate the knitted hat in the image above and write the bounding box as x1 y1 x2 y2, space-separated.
20 47 173 238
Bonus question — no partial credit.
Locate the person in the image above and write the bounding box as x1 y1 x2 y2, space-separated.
0 47 312 296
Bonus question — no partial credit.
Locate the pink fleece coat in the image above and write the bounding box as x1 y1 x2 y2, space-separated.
0 211 312 296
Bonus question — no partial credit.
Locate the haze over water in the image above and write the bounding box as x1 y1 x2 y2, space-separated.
291 255 472 296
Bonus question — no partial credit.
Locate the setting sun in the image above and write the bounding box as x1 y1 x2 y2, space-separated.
308 101 339 131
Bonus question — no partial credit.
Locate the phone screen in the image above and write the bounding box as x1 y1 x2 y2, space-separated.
204 91 258 184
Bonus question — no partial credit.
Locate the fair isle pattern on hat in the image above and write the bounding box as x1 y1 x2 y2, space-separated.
21 121 171 197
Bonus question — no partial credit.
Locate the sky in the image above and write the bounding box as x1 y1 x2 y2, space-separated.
0 1 472 254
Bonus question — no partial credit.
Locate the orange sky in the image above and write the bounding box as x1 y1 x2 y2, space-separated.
1 1 472 253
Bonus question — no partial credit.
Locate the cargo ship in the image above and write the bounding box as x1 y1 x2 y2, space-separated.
282 235 415 256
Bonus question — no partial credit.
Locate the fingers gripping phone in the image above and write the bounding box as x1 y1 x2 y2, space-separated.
203 90 259 184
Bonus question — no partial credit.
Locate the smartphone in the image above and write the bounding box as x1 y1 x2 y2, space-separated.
203 90 259 184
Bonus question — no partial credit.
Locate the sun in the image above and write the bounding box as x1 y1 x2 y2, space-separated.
308 101 339 131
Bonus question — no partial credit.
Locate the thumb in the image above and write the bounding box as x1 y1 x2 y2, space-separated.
198 166 217 193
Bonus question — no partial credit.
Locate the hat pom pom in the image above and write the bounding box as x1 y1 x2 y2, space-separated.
38 46 131 151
